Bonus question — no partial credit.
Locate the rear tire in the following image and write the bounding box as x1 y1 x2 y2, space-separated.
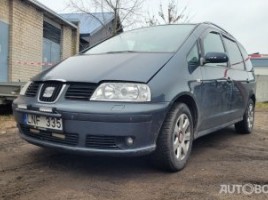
235 99 255 134
151 103 194 172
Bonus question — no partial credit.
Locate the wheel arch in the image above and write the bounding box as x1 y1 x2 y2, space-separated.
169 93 199 132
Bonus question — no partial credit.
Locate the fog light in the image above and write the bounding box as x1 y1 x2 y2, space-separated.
39 107 53 113
125 137 134 146
18 104 27 109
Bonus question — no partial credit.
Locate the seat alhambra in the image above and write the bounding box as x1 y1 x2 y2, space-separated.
13 22 256 171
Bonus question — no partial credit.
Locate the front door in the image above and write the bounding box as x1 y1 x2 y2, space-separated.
198 32 233 131
0 21 9 82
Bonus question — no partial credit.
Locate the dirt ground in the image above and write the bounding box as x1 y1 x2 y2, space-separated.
0 110 267 200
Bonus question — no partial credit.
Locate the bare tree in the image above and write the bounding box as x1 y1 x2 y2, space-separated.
68 0 145 35
146 0 191 26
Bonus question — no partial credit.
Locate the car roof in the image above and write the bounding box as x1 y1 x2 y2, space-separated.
126 22 235 40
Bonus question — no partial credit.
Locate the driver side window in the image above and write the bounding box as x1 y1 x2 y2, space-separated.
204 32 225 54
203 32 226 67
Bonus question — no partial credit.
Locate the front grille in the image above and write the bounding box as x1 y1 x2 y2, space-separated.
65 83 97 100
85 135 124 149
25 82 40 97
20 125 79 146
39 81 63 102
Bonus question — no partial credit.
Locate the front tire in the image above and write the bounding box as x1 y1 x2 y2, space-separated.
235 99 255 134
151 103 194 172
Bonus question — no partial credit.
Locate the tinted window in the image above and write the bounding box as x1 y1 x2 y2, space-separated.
85 25 195 54
203 32 225 54
223 37 244 70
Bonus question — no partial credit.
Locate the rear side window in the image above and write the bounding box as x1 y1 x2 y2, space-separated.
203 33 225 54
238 43 253 71
223 37 245 70
238 43 249 60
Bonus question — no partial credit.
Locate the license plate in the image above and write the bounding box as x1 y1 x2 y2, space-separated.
25 114 63 131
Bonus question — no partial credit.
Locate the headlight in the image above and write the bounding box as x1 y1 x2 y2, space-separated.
20 81 32 95
90 82 151 102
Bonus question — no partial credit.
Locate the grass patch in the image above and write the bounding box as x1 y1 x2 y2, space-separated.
256 102 268 109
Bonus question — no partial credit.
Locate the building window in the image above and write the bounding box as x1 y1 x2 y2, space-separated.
42 21 61 70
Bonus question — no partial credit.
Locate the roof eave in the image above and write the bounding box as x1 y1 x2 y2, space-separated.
90 16 116 35
26 0 77 29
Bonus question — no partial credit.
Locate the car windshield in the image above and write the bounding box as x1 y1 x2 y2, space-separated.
84 25 195 54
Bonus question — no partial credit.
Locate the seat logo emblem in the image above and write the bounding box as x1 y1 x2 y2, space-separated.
43 87 55 98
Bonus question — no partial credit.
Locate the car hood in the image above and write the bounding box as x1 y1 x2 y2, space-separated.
32 53 174 83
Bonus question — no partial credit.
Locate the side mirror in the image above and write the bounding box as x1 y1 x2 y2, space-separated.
204 52 229 64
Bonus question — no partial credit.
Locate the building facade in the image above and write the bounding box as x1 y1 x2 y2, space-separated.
62 12 123 51
0 0 79 82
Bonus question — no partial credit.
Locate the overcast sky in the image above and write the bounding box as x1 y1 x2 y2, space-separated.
38 0 268 54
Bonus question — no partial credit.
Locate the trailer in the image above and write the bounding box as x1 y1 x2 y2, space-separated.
0 82 24 105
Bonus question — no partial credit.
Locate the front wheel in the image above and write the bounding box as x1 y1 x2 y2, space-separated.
151 103 194 172
235 99 255 134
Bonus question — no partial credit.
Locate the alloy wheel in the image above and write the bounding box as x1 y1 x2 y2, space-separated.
247 103 254 129
173 114 191 160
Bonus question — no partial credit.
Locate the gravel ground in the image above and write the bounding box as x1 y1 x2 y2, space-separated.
0 110 267 200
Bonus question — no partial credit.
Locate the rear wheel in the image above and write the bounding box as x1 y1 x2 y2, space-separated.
151 103 194 172
235 99 255 134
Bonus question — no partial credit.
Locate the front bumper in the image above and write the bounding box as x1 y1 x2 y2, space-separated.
13 97 169 156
